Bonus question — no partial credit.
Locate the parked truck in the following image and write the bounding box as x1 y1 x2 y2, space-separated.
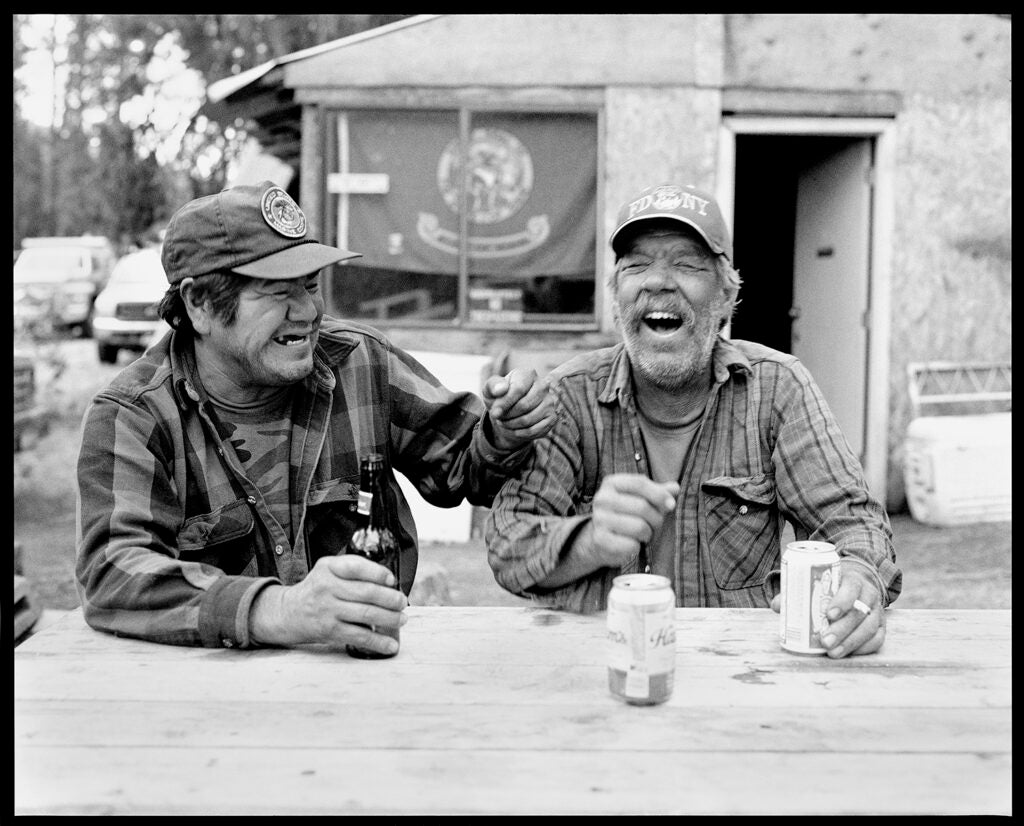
13 235 116 338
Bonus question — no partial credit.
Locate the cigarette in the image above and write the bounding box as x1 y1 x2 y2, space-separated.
853 599 871 616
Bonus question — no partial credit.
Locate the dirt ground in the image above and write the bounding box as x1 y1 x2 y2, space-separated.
13 339 1012 613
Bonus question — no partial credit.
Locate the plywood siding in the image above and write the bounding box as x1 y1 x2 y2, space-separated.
884 92 1012 507
288 14 710 89
724 13 1010 97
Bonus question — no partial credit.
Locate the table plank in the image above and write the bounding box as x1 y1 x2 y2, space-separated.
14 748 1011 815
15 700 1012 754
14 657 1011 708
15 609 1012 709
16 607 1011 665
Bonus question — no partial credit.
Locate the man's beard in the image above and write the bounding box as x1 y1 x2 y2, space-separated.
618 298 722 391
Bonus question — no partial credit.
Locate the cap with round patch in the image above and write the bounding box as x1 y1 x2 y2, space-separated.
161 180 360 284
260 186 307 238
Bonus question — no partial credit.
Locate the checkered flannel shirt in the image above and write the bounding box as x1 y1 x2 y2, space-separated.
76 317 529 648
486 337 902 613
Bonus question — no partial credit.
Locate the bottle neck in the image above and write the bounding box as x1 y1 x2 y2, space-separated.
368 473 389 530
356 464 389 531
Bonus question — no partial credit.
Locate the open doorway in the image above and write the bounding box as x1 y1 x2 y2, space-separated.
729 134 873 461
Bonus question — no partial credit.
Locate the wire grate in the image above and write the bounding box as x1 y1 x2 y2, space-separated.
906 361 1011 419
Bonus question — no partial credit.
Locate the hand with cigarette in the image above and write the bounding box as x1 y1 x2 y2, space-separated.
529 474 680 590
772 560 886 659
586 474 680 570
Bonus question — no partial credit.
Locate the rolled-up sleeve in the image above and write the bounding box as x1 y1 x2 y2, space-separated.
771 360 902 606
385 345 534 508
486 383 614 614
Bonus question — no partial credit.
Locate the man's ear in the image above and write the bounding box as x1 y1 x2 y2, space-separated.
607 270 623 329
179 278 211 335
609 294 622 330
723 278 741 315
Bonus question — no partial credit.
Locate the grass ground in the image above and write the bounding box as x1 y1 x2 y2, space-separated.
13 339 1012 613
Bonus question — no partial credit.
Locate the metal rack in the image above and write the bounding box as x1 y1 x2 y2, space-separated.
903 361 1012 526
906 361 1011 419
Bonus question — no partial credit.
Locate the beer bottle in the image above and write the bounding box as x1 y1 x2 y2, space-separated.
344 452 402 659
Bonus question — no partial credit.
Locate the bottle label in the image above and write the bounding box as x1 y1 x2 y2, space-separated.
357 490 372 516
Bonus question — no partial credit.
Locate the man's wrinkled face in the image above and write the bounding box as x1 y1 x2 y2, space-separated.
613 226 729 390
202 274 325 389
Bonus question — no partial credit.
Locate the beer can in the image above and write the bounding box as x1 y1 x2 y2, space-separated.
606 574 677 705
779 541 841 654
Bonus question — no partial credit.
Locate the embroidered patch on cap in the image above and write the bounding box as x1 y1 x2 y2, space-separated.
650 185 685 211
260 186 307 238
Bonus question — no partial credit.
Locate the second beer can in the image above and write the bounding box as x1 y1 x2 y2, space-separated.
606 573 677 705
779 540 841 654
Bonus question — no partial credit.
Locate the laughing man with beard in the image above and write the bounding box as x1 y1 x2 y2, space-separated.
486 183 902 659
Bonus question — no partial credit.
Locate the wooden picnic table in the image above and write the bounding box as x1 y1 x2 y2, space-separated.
14 606 1011 815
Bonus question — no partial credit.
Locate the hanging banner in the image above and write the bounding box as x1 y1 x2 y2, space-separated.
343 110 596 278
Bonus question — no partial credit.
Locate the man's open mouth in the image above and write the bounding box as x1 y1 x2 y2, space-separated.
273 334 309 346
642 311 684 334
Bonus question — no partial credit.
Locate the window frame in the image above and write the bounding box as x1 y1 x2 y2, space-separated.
323 101 604 332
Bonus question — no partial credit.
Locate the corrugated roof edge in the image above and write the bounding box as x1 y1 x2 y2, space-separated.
206 14 443 103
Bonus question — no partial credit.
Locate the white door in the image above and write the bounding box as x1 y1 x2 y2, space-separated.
791 140 872 460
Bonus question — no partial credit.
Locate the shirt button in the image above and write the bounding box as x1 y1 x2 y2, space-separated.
634 452 641 462
247 496 256 505
739 505 749 515
275 545 284 555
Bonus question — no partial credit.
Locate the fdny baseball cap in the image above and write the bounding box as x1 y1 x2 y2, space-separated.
161 180 361 285
610 183 733 263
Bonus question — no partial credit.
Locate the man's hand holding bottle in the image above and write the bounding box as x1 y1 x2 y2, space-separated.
249 555 407 655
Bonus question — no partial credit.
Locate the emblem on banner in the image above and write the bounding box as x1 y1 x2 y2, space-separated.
437 128 532 224
417 213 550 258
260 186 307 238
420 127 548 257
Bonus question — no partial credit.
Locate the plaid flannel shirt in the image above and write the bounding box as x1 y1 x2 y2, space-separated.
76 317 529 648
486 337 902 613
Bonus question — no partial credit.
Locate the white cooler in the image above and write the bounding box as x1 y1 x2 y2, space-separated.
903 412 1012 526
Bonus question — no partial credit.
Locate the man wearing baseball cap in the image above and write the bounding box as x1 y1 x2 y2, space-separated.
75 180 555 654
487 183 901 659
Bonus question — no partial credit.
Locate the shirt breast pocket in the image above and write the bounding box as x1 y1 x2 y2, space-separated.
701 473 779 590
305 478 360 563
177 498 256 575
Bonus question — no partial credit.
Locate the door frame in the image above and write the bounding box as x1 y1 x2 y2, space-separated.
716 116 896 501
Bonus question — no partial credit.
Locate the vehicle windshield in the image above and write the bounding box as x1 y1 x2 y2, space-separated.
107 251 167 285
13 248 92 283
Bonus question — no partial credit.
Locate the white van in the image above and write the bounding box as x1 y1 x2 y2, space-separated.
13 236 116 337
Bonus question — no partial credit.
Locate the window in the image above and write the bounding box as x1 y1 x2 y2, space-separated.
325 108 598 328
